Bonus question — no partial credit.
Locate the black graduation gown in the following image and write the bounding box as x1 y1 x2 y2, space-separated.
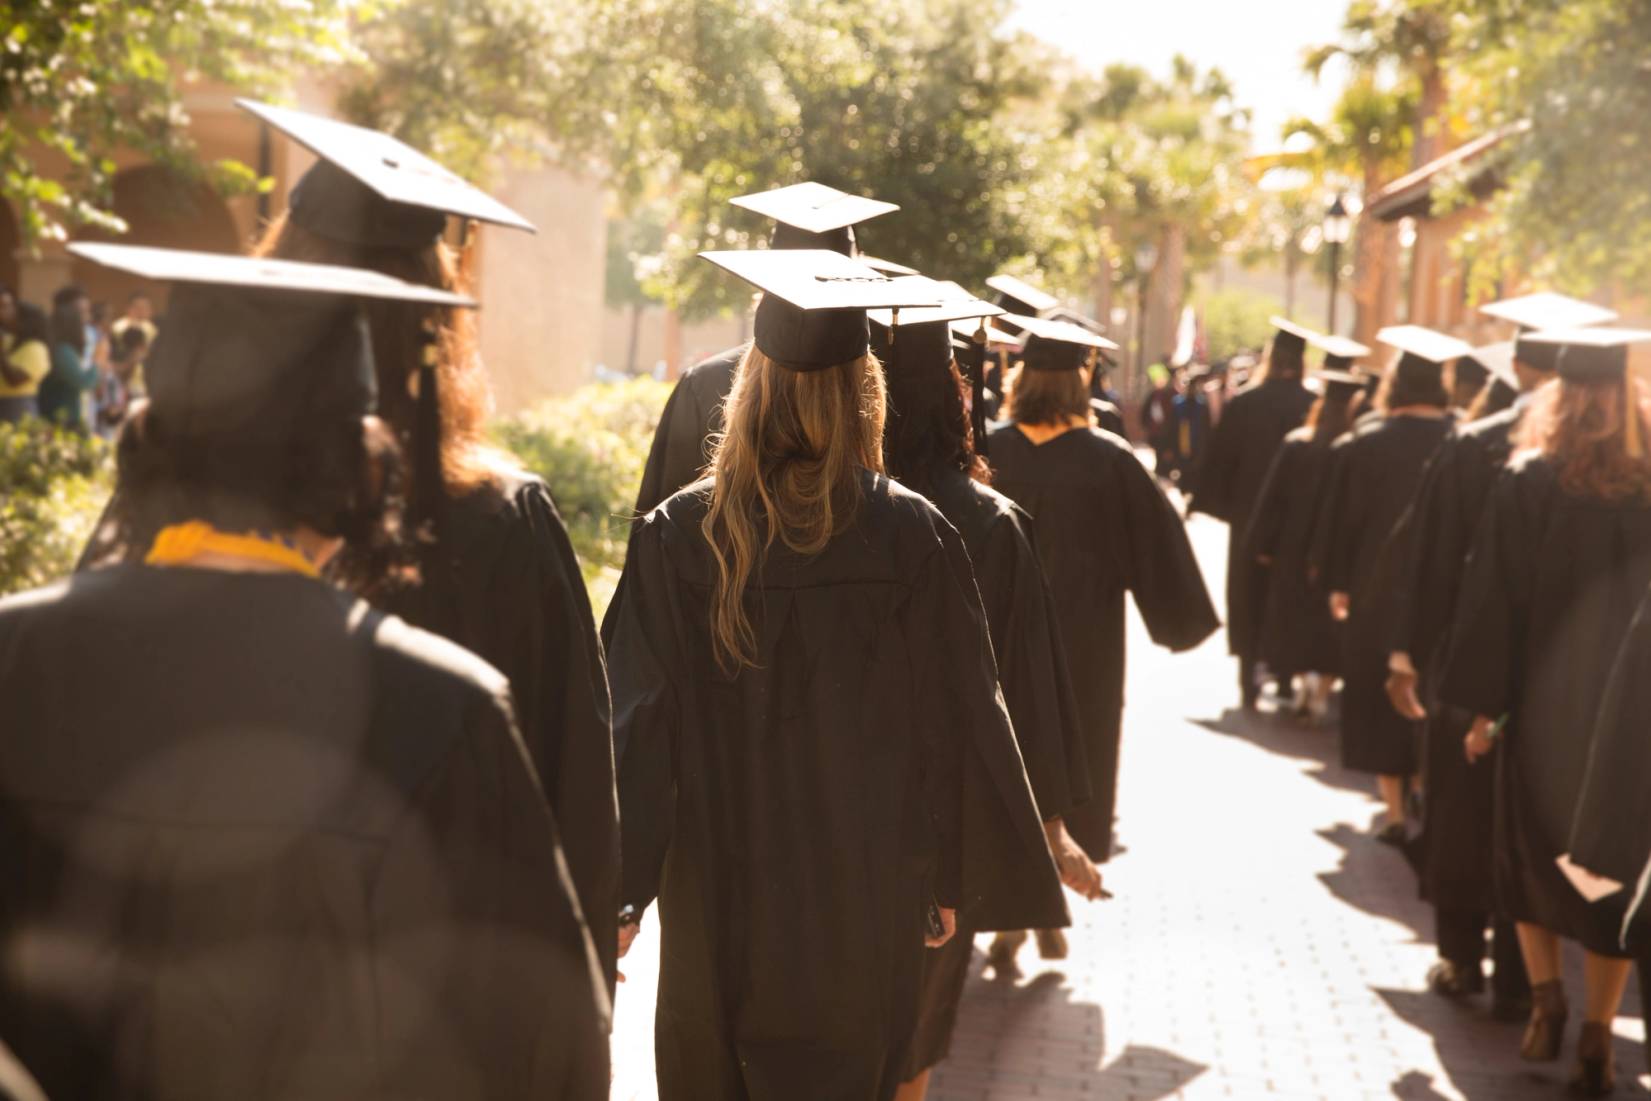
1386 406 1519 911
633 343 745 514
1090 397 1127 440
384 470 619 989
0 566 609 1100
1440 456 1651 955
1315 413 1454 775
1570 585 1651 954
1186 378 1314 663
903 468 1091 1077
607 471 1064 1101
985 425 1220 861
1244 427 1340 676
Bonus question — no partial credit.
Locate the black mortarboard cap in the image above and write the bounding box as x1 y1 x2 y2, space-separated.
66 243 474 478
733 182 896 258
1269 316 1317 357
700 249 942 372
986 274 1060 336
1304 331 1370 371
1480 292 1618 333
1465 341 1517 391
239 99 536 246
1378 325 1472 367
1521 328 1651 381
1317 367 1368 395
1006 314 1119 372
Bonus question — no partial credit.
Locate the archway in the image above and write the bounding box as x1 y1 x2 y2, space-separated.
70 165 241 313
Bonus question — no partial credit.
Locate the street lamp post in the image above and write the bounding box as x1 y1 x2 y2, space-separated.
1323 193 1352 334
1134 240 1158 384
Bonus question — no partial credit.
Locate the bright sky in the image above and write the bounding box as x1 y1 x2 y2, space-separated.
1005 0 1351 152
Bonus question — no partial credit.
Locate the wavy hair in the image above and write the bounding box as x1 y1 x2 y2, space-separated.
703 346 887 672
252 213 502 496
1516 375 1651 504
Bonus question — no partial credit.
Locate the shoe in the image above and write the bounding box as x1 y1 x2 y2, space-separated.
1521 979 1568 1062
1570 1020 1615 1096
1375 821 1408 847
987 931 1025 978
1034 928 1068 960
1427 959 1486 998
1492 989 1533 1023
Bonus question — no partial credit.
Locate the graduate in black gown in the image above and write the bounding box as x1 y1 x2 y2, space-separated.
1245 356 1366 723
1383 300 1600 1011
0 245 609 1099
225 103 624 990
986 316 1220 867
607 249 1063 1101
1440 328 1651 1095
1314 325 1461 842
875 307 1104 1099
633 181 900 513
1186 317 1316 708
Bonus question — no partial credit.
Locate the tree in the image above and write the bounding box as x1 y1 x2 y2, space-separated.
0 0 350 245
1435 0 1651 291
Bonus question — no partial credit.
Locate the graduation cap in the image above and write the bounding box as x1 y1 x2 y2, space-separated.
66 242 475 483
700 248 943 372
1519 328 1651 381
1377 325 1473 368
1268 316 1320 357
1463 340 1517 391
986 275 1060 335
860 255 919 276
238 99 536 246
1479 292 1619 333
1005 314 1119 372
731 182 898 256
950 318 1020 345
1305 332 1371 371
1317 367 1368 394
870 283 1005 453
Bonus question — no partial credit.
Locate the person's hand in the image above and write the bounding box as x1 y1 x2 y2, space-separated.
616 916 642 982
925 906 957 949
1045 818 1105 901
1464 716 1496 763
1385 668 1426 721
1329 592 1350 621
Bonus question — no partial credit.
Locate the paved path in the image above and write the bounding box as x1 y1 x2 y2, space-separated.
610 511 1647 1100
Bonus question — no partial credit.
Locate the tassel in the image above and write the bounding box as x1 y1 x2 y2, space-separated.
972 319 989 459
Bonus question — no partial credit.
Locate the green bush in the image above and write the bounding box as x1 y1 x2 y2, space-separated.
492 377 672 619
1195 287 1283 364
0 419 114 597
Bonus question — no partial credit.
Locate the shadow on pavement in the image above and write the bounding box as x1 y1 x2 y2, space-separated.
1379 986 1650 1099
931 962 1206 1100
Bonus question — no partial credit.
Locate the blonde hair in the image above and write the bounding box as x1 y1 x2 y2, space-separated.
703 346 887 672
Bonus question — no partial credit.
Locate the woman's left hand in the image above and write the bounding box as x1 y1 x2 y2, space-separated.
1045 818 1106 901
1464 716 1496 763
925 906 957 949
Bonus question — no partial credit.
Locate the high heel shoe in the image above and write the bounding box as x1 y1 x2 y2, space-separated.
1570 1021 1615 1096
1521 979 1568 1062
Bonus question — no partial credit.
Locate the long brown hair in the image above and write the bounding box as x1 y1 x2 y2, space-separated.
1516 376 1651 504
703 346 887 672
252 213 501 495
1002 364 1091 427
882 352 988 493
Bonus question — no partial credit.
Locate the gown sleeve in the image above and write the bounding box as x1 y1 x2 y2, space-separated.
1311 439 1353 589
372 687 610 1100
499 482 619 988
606 516 684 912
1378 449 1444 657
1115 450 1221 651
975 507 1090 821
909 518 1067 931
1438 472 1534 721
1569 587 1651 884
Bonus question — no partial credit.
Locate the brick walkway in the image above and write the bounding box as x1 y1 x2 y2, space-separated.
610 512 1648 1100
